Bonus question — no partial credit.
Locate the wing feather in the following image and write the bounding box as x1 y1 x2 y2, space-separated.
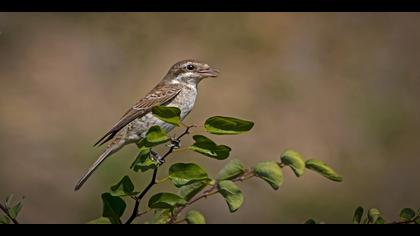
93 82 182 147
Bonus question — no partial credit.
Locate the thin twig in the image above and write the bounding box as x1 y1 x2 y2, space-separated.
155 176 169 184
167 162 289 223
232 169 256 182
0 202 19 224
168 169 256 224
137 208 152 217
174 125 195 141
124 125 195 224
174 218 187 224
168 186 218 224
389 215 419 224
125 168 158 224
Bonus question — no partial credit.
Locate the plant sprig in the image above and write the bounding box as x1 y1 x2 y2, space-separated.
124 124 195 224
88 106 343 224
3 106 417 224
0 194 23 224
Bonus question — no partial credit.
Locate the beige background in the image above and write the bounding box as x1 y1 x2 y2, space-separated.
0 13 419 223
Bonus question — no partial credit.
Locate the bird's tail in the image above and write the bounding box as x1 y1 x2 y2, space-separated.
74 141 124 191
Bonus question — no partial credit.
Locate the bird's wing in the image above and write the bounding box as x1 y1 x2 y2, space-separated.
93 82 183 147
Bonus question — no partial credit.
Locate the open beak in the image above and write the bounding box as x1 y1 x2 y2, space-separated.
199 67 220 77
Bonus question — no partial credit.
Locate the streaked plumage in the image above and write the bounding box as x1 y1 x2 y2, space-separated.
75 59 219 190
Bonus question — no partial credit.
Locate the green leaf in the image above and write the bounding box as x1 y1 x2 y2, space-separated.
5 194 13 207
362 217 369 224
148 193 187 209
169 163 209 188
152 106 181 126
179 180 210 201
216 159 245 181
367 208 381 224
218 180 244 213
87 217 112 224
416 209 420 224
374 217 386 224
204 116 254 135
304 219 317 224
0 216 11 224
101 193 126 224
131 147 158 172
8 202 23 219
305 159 343 182
186 210 206 224
280 149 305 177
138 125 170 147
110 176 135 196
253 161 283 190
146 125 170 144
151 209 171 224
188 135 231 160
3 194 24 220
400 208 416 221
353 206 364 224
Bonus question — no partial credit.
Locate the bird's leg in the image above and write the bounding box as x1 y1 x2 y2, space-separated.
150 149 165 164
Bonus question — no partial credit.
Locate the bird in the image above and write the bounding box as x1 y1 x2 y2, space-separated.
74 59 219 191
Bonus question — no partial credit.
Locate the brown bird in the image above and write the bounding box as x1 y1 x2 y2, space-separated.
75 59 219 190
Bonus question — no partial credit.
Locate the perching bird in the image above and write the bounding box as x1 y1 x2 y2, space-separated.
75 59 219 190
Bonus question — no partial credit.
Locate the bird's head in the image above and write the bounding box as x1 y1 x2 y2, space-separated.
167 59 219 85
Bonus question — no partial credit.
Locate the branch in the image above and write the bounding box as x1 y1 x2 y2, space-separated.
0 202 19 224
124 125 195 224
125 168 158 224
389 215 419 224
168 169 256 224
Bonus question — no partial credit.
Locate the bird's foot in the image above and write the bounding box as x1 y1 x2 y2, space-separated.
167 137 181 149
150 150 165 164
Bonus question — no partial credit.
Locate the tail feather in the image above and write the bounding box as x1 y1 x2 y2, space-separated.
75 143 123 191
93 131 118 147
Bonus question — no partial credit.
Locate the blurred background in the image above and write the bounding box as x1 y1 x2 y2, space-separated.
0 13 419 224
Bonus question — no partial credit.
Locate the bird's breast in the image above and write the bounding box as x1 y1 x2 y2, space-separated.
125 85 198 142
168 84 198 120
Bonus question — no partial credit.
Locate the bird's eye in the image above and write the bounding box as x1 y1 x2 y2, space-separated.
186 64 195 70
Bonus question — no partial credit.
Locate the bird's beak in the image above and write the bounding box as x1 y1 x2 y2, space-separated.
199 68 220 78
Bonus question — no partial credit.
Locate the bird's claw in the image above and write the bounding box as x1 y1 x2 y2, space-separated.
167 137 181 149
150 150 165 164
